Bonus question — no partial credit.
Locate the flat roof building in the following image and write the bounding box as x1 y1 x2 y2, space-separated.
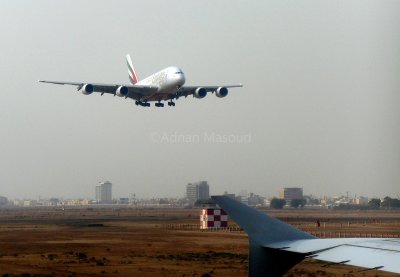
95 181 113 204
186 181 210 204
279 187 303 203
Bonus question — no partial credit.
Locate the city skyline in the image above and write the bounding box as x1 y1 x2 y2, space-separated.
4 189 397 209
1 180 397 201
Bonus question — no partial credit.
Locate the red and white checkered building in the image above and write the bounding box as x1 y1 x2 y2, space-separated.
200 208 228 229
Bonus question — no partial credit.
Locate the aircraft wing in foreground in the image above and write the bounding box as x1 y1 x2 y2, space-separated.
212 195 400 277
39 54 242 107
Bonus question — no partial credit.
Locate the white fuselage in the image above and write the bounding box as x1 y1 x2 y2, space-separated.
137 67 185 100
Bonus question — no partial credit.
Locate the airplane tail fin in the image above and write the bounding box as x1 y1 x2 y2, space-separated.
212 195 315 276
126 54 138 85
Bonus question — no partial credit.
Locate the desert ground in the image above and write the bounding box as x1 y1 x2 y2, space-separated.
0 206 399 277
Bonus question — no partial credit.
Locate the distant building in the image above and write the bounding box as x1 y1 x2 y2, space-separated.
64 199 90 206
23 200 37 207
12 199 23 206
248 193 265 206
118 198 130 204
95 181 113 204
355 196 369 205
239 190 249 205
0 196 8 206
279 187 303 204
223 192 236 199
186 181 210 204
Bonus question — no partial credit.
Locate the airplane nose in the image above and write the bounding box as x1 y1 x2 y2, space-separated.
179 73 186 85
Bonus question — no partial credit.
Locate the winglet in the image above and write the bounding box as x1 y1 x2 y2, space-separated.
211 195 315 245
126 54 138 85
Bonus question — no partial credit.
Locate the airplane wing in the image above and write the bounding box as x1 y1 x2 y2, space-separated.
38 80 158 101
212 195 400 276
267 238 400 274
176 84 243 98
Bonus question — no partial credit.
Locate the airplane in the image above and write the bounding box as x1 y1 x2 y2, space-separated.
212 195 400 277
39 54 243 107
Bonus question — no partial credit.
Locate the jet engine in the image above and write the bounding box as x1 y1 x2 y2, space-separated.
81 84 94 95
116 86 129 97
194 87 207 99
215 87 228 98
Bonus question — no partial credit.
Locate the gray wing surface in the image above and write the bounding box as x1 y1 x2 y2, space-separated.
267 238 400 274
38 80 158 101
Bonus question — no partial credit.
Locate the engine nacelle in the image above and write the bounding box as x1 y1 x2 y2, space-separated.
81 84 94 95
215 87 228 98
116 86 129 97
194 87 207 99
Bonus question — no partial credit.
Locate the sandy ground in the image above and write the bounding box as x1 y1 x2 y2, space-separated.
0 207 399 276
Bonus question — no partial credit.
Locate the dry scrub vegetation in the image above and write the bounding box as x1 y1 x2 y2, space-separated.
0 207 399 276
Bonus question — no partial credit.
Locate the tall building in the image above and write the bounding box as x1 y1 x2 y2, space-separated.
186 181 210 204
95 181 113 204
279 187 303 203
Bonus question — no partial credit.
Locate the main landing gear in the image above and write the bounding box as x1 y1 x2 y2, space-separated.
135 101 150 107
155 100 175 107
135 100 176 107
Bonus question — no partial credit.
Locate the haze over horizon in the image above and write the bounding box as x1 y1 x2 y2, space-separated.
1 1 399 200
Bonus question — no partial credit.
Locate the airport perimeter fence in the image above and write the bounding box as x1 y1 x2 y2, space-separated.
308 231 400 239
162 223 244 233
162 223 400 238
290 220 400 229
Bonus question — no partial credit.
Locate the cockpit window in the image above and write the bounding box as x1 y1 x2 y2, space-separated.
175 72 183 74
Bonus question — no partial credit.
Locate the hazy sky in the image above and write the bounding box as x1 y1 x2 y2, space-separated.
0 1 399 199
